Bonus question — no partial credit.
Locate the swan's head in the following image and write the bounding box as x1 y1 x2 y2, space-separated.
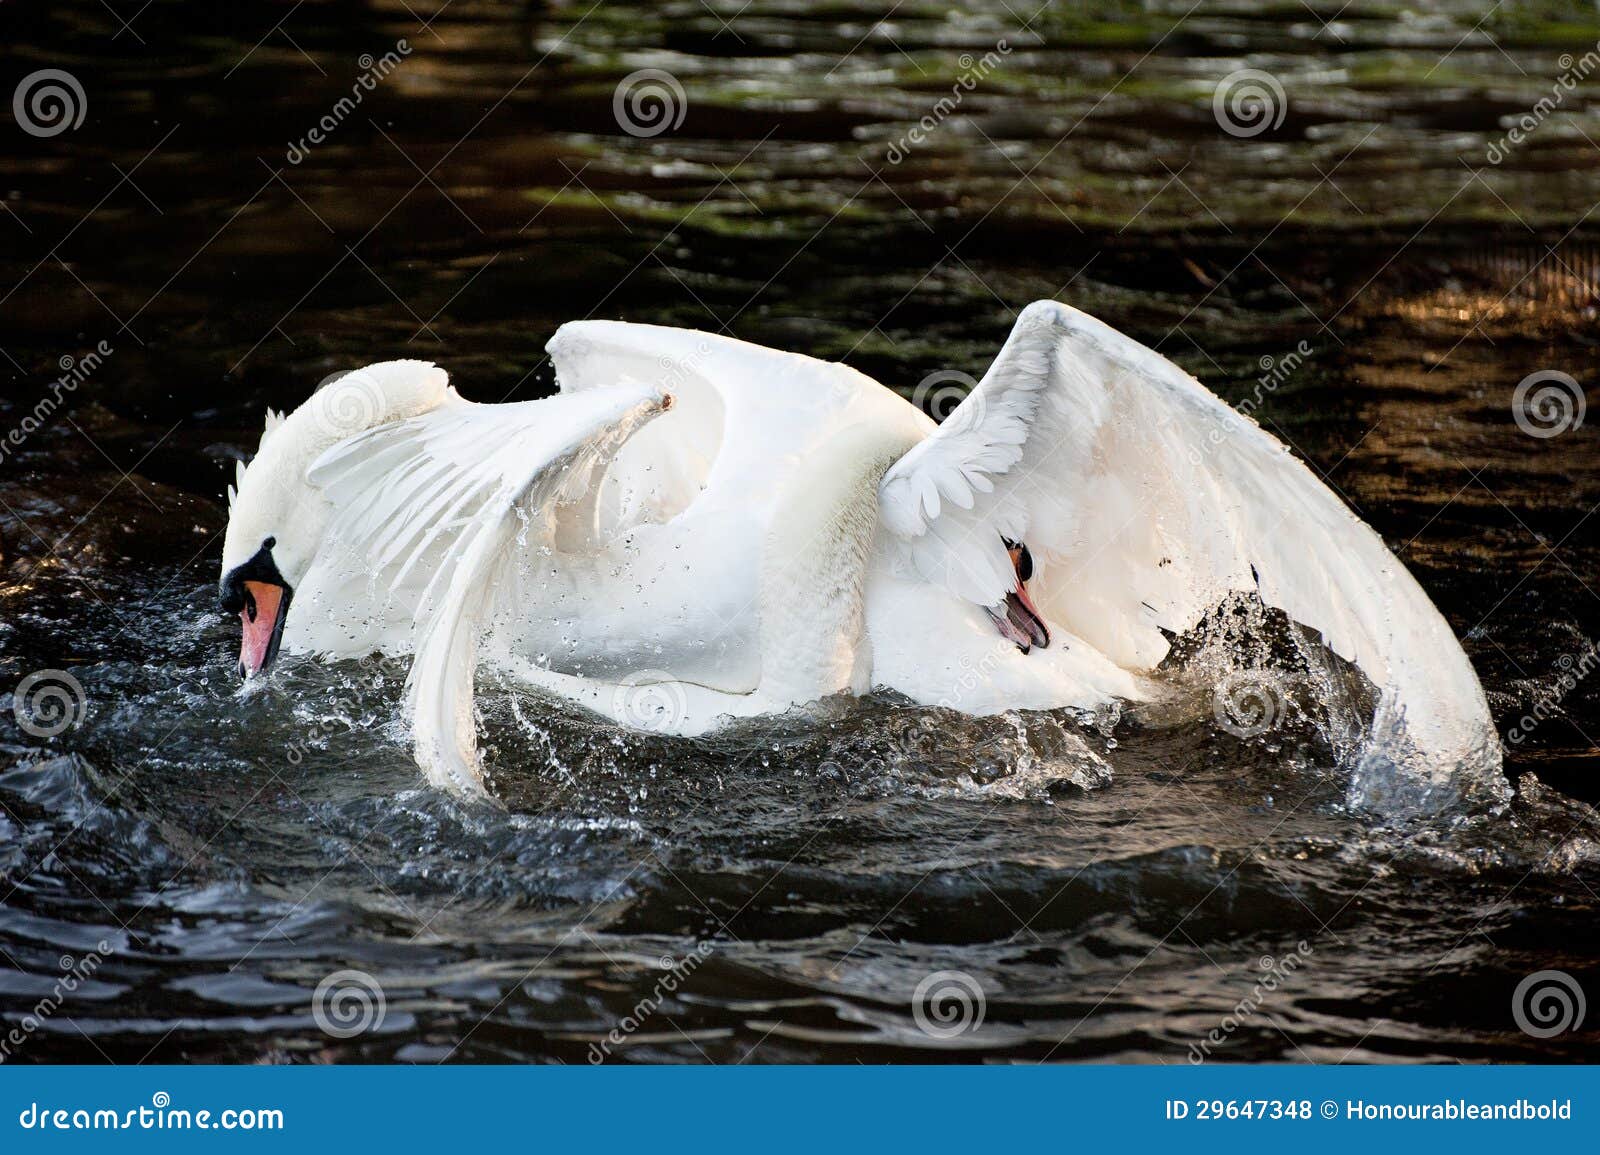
219 515 310 682
220 361 450 678
219 415 332 681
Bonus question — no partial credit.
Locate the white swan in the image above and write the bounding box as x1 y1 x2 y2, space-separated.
220 300 1502 806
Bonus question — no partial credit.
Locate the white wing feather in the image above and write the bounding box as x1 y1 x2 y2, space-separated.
879 300 1502 806
307 382 672 798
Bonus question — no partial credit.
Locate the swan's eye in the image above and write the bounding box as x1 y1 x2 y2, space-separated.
1002 536 1034 582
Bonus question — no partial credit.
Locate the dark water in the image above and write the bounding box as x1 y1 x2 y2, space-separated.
2 1 1599 1063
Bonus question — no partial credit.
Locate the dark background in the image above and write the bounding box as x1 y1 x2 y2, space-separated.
0 1 1597 1064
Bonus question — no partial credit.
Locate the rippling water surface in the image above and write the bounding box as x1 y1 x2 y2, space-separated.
2 1 1599 1063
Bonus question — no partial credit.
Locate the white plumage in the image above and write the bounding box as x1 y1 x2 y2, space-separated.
219 301 1503 807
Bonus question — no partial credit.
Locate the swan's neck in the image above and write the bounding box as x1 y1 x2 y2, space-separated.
757 423 919 705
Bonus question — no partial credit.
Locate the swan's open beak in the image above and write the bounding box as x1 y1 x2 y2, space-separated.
988 587 1050 653
989 539 1050 653
238 580 290 679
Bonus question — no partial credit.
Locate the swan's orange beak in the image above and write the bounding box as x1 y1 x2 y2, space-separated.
239 580 288 678
988 539 1050 653
1011 580 1048 637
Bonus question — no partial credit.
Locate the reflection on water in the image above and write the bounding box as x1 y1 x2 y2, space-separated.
1 1 1598 1063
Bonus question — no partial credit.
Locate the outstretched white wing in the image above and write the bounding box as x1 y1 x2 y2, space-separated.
878 300 1501 806
544 318 925 536
307 382 672 798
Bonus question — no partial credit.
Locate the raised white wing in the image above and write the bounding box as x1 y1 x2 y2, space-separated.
307 382 671 798
545 319 924 533
878 300 1502 806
